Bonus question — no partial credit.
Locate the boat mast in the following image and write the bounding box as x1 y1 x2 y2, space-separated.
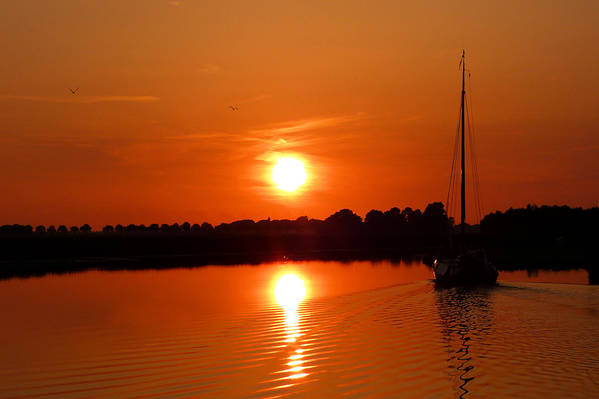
460 50 466 235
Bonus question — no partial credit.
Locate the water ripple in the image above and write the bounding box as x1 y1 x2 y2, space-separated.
1 276 598 398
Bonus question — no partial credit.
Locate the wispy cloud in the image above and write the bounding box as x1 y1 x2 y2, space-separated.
250 113 366 136
166 132 235 142
159 113 366 166
167 113 364 148
0 95 160 104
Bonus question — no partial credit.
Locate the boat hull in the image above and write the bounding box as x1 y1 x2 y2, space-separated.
433 250 498 287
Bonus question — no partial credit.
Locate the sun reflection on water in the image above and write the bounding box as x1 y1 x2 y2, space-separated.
274 273 308 382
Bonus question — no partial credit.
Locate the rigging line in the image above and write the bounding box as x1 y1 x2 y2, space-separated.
446 52 462 215
467 72 480 219
464 99 476 221
450 133 459 219
466 97 483 222
447 94 462 213
468 70 484 220
447 101 462 221
466 100 481 222
466 102 479 222
470 98 484 219
448 51 467 222
454 109 463 219
447 122 459 219
453 115 461 220
452 110 461 200
448 51 464 218
470 118 483 221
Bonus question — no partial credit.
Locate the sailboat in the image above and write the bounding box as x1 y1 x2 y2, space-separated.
433 50 498 287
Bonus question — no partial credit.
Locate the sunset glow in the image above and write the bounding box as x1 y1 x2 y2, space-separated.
1 1 597 227
272 157 307 193
2 1 599 398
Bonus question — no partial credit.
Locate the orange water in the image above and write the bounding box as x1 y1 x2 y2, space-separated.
0 261 597 398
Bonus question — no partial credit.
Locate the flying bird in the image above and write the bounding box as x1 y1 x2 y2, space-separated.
229 105 239 111
68 87 79 95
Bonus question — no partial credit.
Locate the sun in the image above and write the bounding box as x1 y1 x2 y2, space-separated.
274 273 306 307
272 157 307 192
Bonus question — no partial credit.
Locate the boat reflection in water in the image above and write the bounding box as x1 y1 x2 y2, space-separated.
435 286 495 398
274 273 308 383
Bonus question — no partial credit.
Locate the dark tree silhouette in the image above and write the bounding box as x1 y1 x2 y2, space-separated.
5 202 596 280
422 202 450 232
401 207 420 224
325 209 362 229
296 216 309 224
147 223 158 231
365 209 385 226
70 226 79 233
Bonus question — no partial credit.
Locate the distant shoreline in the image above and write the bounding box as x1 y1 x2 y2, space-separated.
0 245 594 281
0 247 422 280
0 204 596 280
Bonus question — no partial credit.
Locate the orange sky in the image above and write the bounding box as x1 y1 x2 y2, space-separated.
1 0 598 227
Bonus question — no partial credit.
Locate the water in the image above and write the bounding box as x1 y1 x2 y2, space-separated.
0 260 597 398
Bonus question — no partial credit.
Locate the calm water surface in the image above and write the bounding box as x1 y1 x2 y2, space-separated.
0 260 597 398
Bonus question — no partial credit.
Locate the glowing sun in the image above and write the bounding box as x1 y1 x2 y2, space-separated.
274 273 306 307
272 157 307 192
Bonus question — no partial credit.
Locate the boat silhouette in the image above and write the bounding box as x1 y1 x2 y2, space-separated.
434 50 498 287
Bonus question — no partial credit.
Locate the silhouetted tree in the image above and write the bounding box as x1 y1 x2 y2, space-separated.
365 209 385 227
384 207 405 226
35 225 46 233
47 225 56 233
296 216 309 224
423 202 446 218
102 225 114 233
325 209 362 231
70 226 79 233
481 204 598 244
216 220 255 234
181 222 191 232
201 222 214 232
115 224 124 233
1 224 33 234
80 224 92 233
401 207 419 223
421 202 450 237
57 225 68 233
191 223 201 232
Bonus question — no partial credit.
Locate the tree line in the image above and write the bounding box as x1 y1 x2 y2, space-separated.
0 203 596 279
481 204 598 243
3 204 596 245
0 202 449 238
